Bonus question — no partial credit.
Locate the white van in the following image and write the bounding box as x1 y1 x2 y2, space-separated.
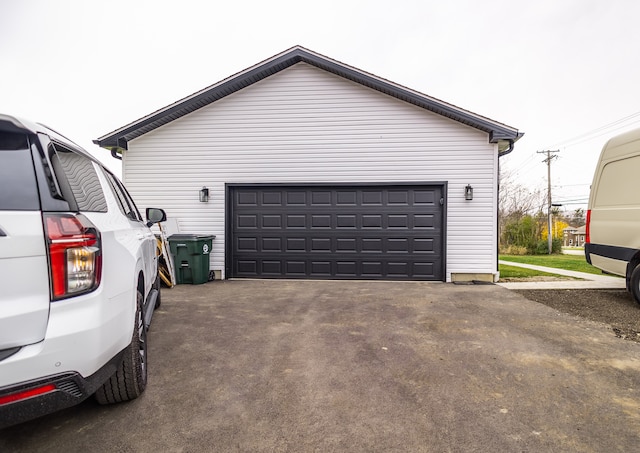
586 127 640 304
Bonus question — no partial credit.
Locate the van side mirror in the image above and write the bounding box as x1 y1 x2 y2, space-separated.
145 208 167 227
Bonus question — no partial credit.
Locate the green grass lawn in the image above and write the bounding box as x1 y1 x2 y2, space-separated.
499 264 569 279
499 253 603 275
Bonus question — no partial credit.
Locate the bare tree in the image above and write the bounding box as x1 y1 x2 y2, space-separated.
570 208 586 226
498 168 549 252
499 169 545 227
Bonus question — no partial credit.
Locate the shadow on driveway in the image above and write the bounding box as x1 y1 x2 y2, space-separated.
2 280 640 452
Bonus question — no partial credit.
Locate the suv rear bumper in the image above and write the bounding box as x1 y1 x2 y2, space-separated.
0 285 135 387
0 350 124 429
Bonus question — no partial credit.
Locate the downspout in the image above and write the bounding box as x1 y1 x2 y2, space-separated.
498 139 515 157
496 139 515 280
110 147 122 161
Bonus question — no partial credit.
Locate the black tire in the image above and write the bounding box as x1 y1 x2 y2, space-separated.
630 264 640 306
154 273 161 309
95 289 148 404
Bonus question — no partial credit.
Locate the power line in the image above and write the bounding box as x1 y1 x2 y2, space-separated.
549 110 640 149
506 151 546 181
554 197 589 203
507 112 640 185
551 201 589 207
561 122 640 149
553 181 591 186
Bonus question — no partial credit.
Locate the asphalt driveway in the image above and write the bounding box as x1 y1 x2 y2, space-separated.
2 280 640 452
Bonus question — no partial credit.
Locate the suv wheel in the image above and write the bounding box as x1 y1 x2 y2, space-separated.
95 288 147 404
154 273 162 309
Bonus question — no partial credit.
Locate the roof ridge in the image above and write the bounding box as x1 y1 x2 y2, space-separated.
95 46 522 150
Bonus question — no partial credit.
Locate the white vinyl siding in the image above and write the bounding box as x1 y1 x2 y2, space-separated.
124 62 498 281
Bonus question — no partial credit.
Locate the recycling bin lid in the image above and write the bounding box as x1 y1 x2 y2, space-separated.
168 234 216 240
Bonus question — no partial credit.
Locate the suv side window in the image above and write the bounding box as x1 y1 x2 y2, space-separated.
50 143 107 212
102 169 143 222
0 131 39 210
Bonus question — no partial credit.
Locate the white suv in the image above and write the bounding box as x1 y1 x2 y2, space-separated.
0 114 166 428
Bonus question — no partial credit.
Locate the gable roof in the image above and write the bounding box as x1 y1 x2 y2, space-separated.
94 45 523 153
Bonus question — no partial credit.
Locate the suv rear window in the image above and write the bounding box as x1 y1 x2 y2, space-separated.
0 132 39 210
51 144 108 213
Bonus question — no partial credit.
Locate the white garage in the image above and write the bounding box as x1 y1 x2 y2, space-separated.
95 46 522 282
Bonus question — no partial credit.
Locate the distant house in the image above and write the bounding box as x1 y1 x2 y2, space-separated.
563 225 586 247
94 46 522 283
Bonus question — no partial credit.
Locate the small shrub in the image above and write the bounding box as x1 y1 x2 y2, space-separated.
532 238 563 255
500 245 528 255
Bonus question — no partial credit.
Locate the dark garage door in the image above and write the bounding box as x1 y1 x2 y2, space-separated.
227 184 445 280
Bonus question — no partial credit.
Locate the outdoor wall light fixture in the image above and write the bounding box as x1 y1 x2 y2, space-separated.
464 184 473 201
199 186 209 203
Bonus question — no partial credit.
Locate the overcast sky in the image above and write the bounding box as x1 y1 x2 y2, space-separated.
2 0 639 211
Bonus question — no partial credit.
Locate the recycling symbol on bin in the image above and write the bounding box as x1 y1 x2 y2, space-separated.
202 243 210 254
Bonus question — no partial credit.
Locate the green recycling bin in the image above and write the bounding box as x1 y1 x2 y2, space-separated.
168 234 215 284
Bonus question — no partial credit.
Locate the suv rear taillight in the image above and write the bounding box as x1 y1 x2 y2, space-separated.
44 214 102 300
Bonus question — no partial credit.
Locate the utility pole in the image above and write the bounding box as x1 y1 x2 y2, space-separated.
537 150 560 254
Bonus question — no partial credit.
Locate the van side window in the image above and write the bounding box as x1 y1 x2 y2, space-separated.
102 169 142 222
50 143 108 212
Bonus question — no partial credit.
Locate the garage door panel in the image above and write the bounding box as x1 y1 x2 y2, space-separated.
362 191 383 205
287 192 307 205
286 238 306 251
414 190 436 204
262 215 282 228
229 185 444 280
287 215 306 228
337 238 357 252
362 238 382 252
311 238 331 251
336 261 358 276
237 191 258 206
237 215 258 228
388 238 409 252
237 237 258 252
388 215 409 228
233 256 440 280
362 261 383 276
262 191 282 205
285 261 306 275
311 191 332 205
336 215 357 228
363 215 382 228
388 190 410 205
337 191 357 205
311 215 331 228
262 261 282 275
414 262 434 277
311 261 331 276
237 212 440 229
388 262 410 275
414 238 435 252
414 214 435 228
237 260 257 274
262 237 282 251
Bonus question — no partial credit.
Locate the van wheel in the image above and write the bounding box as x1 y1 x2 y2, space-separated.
630 264 640 305
95 289 147 404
